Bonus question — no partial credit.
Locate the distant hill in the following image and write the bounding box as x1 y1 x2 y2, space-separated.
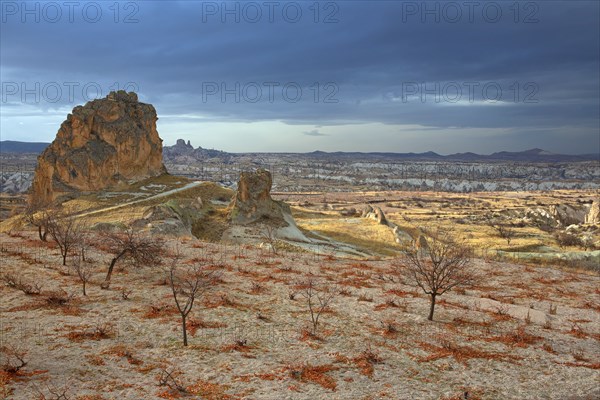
2 140 598 163
306 148 599 163
0 140 49 153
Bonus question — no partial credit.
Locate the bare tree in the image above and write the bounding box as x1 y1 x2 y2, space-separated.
295 277 337 337
167 254 220 346
23 203 52 242
100 229 163 289
485 215 516 245
46 211 84 266
73 255 93 296
398 228 474 321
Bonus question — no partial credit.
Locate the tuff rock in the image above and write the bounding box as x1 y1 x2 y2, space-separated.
30 91 166 204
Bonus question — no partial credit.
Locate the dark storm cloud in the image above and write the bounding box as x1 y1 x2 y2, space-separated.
0 0 598 153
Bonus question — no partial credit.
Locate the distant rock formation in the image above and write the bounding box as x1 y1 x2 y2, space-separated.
30 91 166 204
165 139 195 157
163 139 230 161
362 205 388 225
229 169 290 225
585 199 599 224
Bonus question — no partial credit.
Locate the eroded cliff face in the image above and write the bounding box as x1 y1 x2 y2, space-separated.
31 91 166 204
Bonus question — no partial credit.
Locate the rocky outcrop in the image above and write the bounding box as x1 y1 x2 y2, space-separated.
585 199 600 224
362 205 388 225
134 197 204 237
30 91 166 204
229 169 290 225
550 204 589 226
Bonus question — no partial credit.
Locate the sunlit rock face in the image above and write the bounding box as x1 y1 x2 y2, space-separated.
31 91 166 204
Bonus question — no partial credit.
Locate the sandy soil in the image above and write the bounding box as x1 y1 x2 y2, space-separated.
1 231 599 400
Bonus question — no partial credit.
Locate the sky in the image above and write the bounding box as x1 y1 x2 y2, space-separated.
1 0 599 154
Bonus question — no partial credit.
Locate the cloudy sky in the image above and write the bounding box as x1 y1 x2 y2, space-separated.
1 0 599 154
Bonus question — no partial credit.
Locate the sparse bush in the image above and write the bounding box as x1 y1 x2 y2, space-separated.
1 273 42 295
554 232 583 249
121 289 132 300
45 290 74 307
157 368 187 394
572 349 588 362
357 293 373 302
0 345 27 374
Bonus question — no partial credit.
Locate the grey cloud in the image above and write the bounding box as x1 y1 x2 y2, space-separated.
0 1 598 153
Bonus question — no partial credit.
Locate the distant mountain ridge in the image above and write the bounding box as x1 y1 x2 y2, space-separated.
0 141 49 153
1 140 598 163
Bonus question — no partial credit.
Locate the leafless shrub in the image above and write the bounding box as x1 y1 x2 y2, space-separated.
381 320 398 335
256 312 269 321
554 232 584 249
0 345 27 374
1 273 42 295
357 293 373 302
46 211 85 266
72 255 93 296
294 277 337 337
250 282 264 294
572 349 588 362
121 289 133 300
45 290 74 307
157 368 187 393
31 381 71 400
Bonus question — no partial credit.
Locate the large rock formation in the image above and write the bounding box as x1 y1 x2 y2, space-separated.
229 169 289 225
31 91 166 204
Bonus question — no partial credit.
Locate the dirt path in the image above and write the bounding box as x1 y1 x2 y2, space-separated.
75 181 202 218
